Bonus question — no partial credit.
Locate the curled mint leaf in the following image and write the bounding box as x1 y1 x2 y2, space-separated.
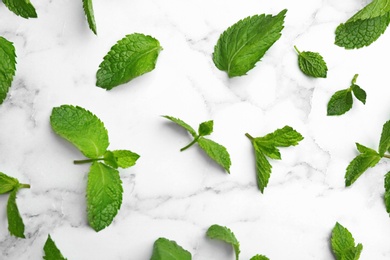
294 46 327 78
206 224 240 260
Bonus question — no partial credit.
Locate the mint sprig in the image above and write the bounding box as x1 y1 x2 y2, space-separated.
294 46 328 78
213 10 287 77
2 0 37 18
151 238 192 260
0 172 30 238
246 126 304 193
327 74 366 116
0 36 17 105
82 0 97 34
163 116 231 173
43 235 68 260
96 33 162 90
50 105 140 231
331 222 363 260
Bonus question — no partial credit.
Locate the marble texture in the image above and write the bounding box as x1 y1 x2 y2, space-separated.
1 0 390 259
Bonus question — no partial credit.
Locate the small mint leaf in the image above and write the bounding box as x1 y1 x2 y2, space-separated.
151 238 192 260
198 120 214 136
295 46 327 78
327 89 353 116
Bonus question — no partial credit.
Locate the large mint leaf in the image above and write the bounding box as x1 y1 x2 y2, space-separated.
151 238 192 260
345 150 381 186
96 33 162 90
0 37 16 104
50 105 109 159
331 222 363 260
213 9 287 77
87 162 123 232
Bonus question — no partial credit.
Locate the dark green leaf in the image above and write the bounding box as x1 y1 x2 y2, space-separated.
43 235 68 260
327 89 353 116
197 137 231 173
345 152 381 186
112 150 140 169
163 116 197 137
378 120 390 157
2 0 37 19
82 0 97 34
384 172 390 214
198 120 214 136
253 143 272 193
295 46 327 78
87 162 123 232
351 84 366 104
7 188 25 238
0 37 17 105
206 224 240 260
331 222 362 260
151 237 192 260
0 172 19 194
213 10 287 77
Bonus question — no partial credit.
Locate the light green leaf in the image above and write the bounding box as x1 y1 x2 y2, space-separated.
250 255 270 260
87 162 123 232
103 151 118 169
355 143 377 154
295 46 327 78
198 120 214 136
257 126 304 147
347 0 390 22
82 0 97 34
151 237 192 260
2 0 37 18
112 150 140 169
213 9 287 77
345 152 381 186
331 223 362 260
7 187 25 238
0 172 19 194
197 137 231 173
253 142 272 193
378 120 390 157
50 105 109 159
43 235 68 260
351 84 366 104
0 37 17 105
206 224 240 260
163 116 197 137
96 33 162 90
384 172 390 214
327 89 353 116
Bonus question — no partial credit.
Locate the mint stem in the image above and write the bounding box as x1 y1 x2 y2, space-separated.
293 45 300 54
245 133 254 141
180 136 200 151
352 74 359 84
19 184 30 189
74 158 104 164
384 154 390 159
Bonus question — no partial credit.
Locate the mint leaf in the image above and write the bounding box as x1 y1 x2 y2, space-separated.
206 224 240 260
351 85 367 104
294 46 327 78
331 222 363 260
0 36 17 105
163 116 197 137
197 137 231 173
151 237 192 260
379 120 390 157
43 235 67 260
96 33 162 90
246 126 303 193
250 255 270 260
384 172 390 214
327 89 353 116
2 0 37 18
198 120 213 136
103 150 118 169
0 172 19 194
213 9 287 77
345 144 381 186
335 0 390 49
111 150 140 169
50 105 109 159
7 187 25 238
82 0 97 34
87 162 123 232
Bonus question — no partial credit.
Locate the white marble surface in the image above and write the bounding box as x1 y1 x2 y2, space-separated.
1 0 390 259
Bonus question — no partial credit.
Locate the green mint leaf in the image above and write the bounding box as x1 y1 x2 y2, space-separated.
151 237 192 260
384 172 390 214
355 143 376 154
378 120 390 157
294 46 327 78
331 222 362 260
82 0 97 34
111 150 140 169
43 235 68 260
327 89 353 116
254 141 281 160
213 9 287 77
345 150 381 187
351 85 366 104
7 187 25 238
0 172 19 194
2 0 37 18
87 162 123 232
96 33 162 90
103 151 118 169
206 224 240 260
0 36 17 105
258 126 304 147
198 120 214 136
250 255 270 260
252 142 272 193
163 115 197 137
197 137 231 173
50 105 109 159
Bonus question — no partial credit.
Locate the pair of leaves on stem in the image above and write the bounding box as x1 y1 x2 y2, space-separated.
246 126 304 193
50 105 139 232
335 0 390 49
331 222 363 260
0 36 17 105
294 46 328 78
327 74 366 116
0 172 30 238
164 116 231 173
